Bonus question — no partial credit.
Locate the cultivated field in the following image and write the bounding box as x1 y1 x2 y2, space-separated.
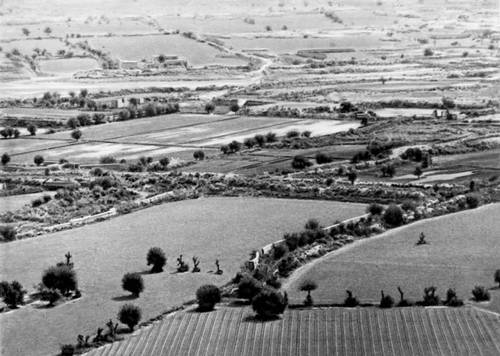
286 204 500 313
85 306 500 356
0 197 366 356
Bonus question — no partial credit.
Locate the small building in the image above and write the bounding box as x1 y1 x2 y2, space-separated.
119 59 139 70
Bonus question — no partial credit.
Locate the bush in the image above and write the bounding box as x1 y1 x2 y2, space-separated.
39 287 61 306
422 286 440 306
193 150 205 160
196 284 221 311
122 273 144 297
272 243 288 260
27 124 37 136
251 289 287 319
147 247 166 273
265 132 277 142
315 152 333 164
291 155 312 170
118 304 142 331
465 193 480 209
286 130 300 138
237 275 263 301
367 203 384 216
71 129 82 141
344 290 359 307
0 281 9 297
445 288 464 307
229 102 240 112
383 204 404 227
228 140 241 153
159 157 170 167
244 137 256 148
60 344 75 356
3 281 25 308
42 265 77 296
471 286 490 301
379 291 394 308
304 218 320 230
34 155 44 166
205 102 215 113
1 153 10 165
99 156 116 164
0 225 16 241
254 134 266 147
424 48 434 56
401 200 417 212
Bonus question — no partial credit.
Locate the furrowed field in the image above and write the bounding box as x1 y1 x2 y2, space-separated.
85 306 500 356
0 197 365 356
286 204 500 313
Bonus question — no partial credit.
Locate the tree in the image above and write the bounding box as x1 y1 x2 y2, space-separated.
34 155 44 166
44 26 52 35
205 102 215 114
244 137 256 148
67 117 80 129
2 281 25 308
315 152 333 164
465 193 480 209
304 219 320 230
252 289 288 319
147 247 166 273
379 290 394 308
228 140 241 153
383 204 404 227
301 130 311 138
254 134 266 147
27 124 37 136
159 157 170 167
367 203 384 216
122 273 144 297
343 290 359 307
414 165 423 179
220 145 230 154
13 128 20 138
196 285 221 311
424 48 433 56
291 155 312 170
42 265 77 296
495 269 500 288
265 132 277 142
229 102 240 113
79 89 88 98
422 286 440 306
472 286 490 301
118 304 142 331
22 28 30 36
299 279 317 306
237 275 263 301
1 153 10 166
347 170 357 185
193 150 205 160
71 129 82 141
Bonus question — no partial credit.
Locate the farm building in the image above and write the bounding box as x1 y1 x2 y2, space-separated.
118 59 139 70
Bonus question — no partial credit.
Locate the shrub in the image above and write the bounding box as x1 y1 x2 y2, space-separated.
220 145 230 154
252 289 287 319
304 218 320 230
422 286 440 306
34 155 44 166
301 130 312 138
27 124 37 136
0 225 16 241
272 243 289 260
0 281 9 297
254 134 266 147
291 155 312 170
424 48 434 56
193 150 205 160
265 132 277 142
118 304 142 331
159 157 170 167
379 291 394 308
1 153 10 165
42 265 77 296
99 156 116 164
495 269 500 288
383 204 404 227
471 286 490 301
39 287 61 306
401 200 417 212
122 273 144 297
344 290 359 307
60 344 75 356
367 203 384 215
229 102 239 112
205 102 215 113
445 288 463 307
347 170 357 185
237 275 263 301
286 130 300 138
277 255 300 277
299 279 317 306
71 129 82 141
244 137 256 148
465 193 480 209
32 198 43 207
3 281 25 308
315 152 333 164
228 140 241 153
196 284 221 311
147 247 166 273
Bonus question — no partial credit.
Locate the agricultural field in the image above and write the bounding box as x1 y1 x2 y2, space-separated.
85 306 500 356
285 204 500 313
0 192 53 214
0 197 366 356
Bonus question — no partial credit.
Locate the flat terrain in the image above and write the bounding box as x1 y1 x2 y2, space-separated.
286 204 500 312
85 306 500 356
0 197 366 356
0 192 50 214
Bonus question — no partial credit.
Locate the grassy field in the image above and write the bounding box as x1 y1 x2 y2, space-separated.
285 204 500 313
85 306 500 356
0 192 52 214
0 197 365 356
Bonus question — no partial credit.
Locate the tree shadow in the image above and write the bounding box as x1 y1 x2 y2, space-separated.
226 299 251 307
243 314 281 323
112 294 138 302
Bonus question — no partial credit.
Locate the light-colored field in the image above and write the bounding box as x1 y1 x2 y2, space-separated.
85 306 500 356
88 35 247 66
38 57 99 74
286 204 500 312
0 192 52 214
0 197 366 356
